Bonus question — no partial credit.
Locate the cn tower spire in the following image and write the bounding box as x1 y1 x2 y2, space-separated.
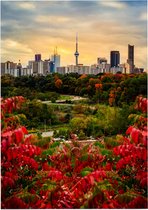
74 33 79 65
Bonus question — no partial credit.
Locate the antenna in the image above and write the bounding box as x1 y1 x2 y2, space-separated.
74 33 79 66
76 32 78 43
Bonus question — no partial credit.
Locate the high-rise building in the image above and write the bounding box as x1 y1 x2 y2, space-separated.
1 61 17 75
43 59 50 75
32 62 38 74
74 33 79 66
97 57 107 65
57 66 68 74
67 64 90 74
127 44 134 73
110 51 120 67
51 47 60 72
17 60 22 77
1 63 6 75
49 61 54 73
35 54 41 62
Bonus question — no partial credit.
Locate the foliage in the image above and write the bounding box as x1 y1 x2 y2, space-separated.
1 73 147 106
1 96 148 208
17 100 59 128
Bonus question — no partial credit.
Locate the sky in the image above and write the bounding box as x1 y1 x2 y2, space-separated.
1 0 147 69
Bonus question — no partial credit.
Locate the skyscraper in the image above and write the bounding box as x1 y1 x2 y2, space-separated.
110 51 120 67
127 44 134 73
35 54 41 62
51 47 60 73
17 60 22 77
74 34 79 66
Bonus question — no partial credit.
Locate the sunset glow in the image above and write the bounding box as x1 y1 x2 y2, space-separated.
1 0 147 69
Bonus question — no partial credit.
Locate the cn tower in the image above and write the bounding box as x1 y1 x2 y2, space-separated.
74 33 79 66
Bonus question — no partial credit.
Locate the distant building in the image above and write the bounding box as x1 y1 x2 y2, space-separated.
133 67 144 74
110 51 120 67
35 54 41 62
21 68 32 76
32 61 38 74
124 62 131 74
110 66 124 74
1 61 18 76
67 64 90 74
43 59 50 75
1 63 5 75
17 60 22 77
127 44 134 73
49 61 54 73
32 60 44 75
51 48 60 72
57 66 68 74
90 57 110 74
90 63 111 74
97 57 107 65
74 34 79 66
90 64 99 75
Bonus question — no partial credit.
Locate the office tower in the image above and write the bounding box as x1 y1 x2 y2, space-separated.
67 65 90 74
51 47 60 72
110 51 120 67
1 63 5 75
43 59 50 75
49 61 54 73
97 57 107 65
17 60 22 77
35 54 41 62
74 33 79 65
127 44 134 73
32 62 38 74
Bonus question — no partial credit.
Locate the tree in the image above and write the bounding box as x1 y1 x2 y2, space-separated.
69 117 88 134
55 78 63 89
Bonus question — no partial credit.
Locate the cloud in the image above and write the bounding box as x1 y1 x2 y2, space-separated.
2 39 33 56
18 2 36 10
35 15 70 24
100 1 127 9
139 12 147 21
1 1 147 69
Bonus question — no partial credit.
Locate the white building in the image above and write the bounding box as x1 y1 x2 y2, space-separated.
110 66 124 74
1 61 21 77
21 68 33 76
67 65 90 74
57 66 68 74
90 63 111 74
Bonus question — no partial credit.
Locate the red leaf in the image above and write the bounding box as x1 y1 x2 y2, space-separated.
14 128 23 143
131 128 139 144
126 126 133 135
21 126 28 134
3 197 28 209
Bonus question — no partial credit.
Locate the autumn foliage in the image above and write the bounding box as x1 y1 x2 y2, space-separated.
1 96 148 208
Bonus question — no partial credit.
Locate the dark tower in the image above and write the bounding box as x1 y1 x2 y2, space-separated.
127 44 134 73
17 60 22 77
35 54 41 62
74 34 79 66
110 51 120 67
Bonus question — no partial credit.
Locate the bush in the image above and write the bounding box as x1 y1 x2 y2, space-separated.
53 128 70 140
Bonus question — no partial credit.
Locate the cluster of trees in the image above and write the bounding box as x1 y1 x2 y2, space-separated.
16 100 74 129
54 104 136 140
14 97 134 137
1 96 147 208
1 72 147 105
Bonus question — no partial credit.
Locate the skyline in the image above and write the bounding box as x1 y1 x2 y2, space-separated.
1 0 147 69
